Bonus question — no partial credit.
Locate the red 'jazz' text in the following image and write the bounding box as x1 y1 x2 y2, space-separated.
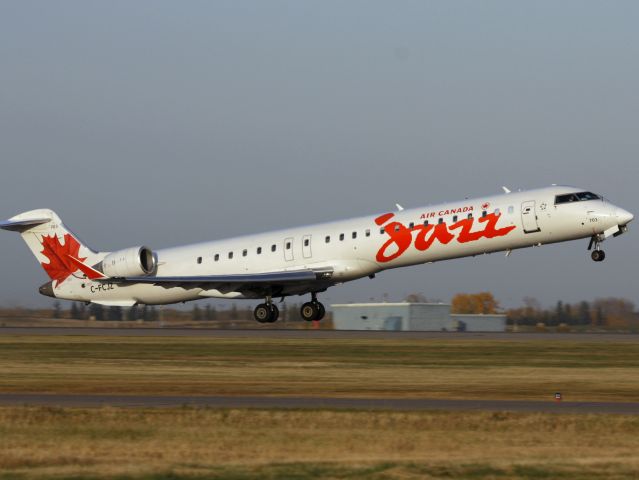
375 212 516 263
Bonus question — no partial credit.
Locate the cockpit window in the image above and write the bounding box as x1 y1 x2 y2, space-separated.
555 194 579 204
555 191 600 204
576 191 600 201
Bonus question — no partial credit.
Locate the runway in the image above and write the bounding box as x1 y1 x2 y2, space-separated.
0 393 638 414
1 327 638 341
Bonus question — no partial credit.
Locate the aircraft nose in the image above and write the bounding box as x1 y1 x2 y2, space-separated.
38 281 55 298
617 207 634 225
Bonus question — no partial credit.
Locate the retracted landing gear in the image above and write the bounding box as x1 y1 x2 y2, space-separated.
300 293 326 321
254 296 279 323
587 235 606 262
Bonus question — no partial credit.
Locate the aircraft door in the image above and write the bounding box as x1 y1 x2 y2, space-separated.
284 237 294 261
302 234 312 259
521 201 541 233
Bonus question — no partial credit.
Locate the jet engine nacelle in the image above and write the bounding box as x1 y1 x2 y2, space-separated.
100 246 156 278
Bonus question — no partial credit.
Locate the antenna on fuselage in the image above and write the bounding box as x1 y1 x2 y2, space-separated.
502 186 511 194
395 204 404 211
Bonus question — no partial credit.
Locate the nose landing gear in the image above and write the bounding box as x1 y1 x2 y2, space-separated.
588 236 606 262
591 249 606 262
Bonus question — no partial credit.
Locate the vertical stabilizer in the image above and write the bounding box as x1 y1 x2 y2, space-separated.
1 209 102 286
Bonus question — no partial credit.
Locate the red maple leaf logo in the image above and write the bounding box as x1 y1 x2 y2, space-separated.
40 234 86 286
482 202 490 210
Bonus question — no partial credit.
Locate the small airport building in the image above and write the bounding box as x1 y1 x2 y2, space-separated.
331 303 506 332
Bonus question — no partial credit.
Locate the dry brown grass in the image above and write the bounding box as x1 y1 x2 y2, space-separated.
1 335 639 478
0 336 638 401
1 406 639 479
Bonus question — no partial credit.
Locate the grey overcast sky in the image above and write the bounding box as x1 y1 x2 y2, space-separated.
0 1 637 309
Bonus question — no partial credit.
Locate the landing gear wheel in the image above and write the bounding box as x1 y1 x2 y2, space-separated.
591 250 606 262
301 301 325 321
268 304 279 323
254 304 271 323
301 302 319 322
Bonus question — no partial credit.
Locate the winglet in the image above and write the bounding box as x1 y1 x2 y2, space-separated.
502 186 511 194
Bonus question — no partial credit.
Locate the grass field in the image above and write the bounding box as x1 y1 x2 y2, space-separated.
1 334 639 479
2 406 639 480
1 335 638 401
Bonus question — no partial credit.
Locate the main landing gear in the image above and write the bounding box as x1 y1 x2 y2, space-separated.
252 293 326 323
588 235 606 262
253 297 279 323
300 293 326 322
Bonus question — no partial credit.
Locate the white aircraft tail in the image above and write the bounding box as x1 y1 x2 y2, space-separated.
0 209 103 286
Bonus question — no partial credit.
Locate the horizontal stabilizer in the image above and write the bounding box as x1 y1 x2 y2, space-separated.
0 217 51 232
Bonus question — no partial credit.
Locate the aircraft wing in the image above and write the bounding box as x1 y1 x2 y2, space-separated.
115 268 334 294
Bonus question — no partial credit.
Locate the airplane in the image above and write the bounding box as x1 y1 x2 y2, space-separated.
1 185 633 323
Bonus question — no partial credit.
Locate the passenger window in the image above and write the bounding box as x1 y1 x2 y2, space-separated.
467 213 473 219
242 249 247 257
214 254 219 262
325 236 330 243
352 232 357 239
365 229 370 237
228 252 233 259
394 225 400 232
380 228 385 234
482 211 487 217
409 222 414 229
452 215 458 223
339 233 345 241
197 256 202 264
438 218 443 224
257 247 262 255
494 208 500 215
271 244 276 252
423 220 429 226
508 206 514 214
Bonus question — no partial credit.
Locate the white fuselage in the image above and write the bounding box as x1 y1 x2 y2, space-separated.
52 185 632 305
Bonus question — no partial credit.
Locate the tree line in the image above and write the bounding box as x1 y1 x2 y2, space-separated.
507 296 636 327
4 294 636 328
61 302 160 322
450 292 637 327
45 301 310 323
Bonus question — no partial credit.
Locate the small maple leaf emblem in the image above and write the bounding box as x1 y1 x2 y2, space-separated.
40 234 86 287
481 202 490 210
